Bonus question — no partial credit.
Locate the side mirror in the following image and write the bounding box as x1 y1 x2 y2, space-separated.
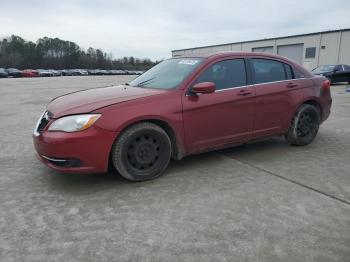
192 82 216 94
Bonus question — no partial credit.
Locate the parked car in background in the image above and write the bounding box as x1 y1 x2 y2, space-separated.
6 68 22 77
124 70 134 75
21 69 39 77
60 69 72 76
108 70 118 75
33 52 332 182
37 69 53 77
48 70 62 77
99 70 109 75
87 69 96 75
76 69 88 76
118 70 128 75
0 68 8 78
312 64 350 84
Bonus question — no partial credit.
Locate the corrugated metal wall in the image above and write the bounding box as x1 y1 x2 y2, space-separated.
172 30 350 70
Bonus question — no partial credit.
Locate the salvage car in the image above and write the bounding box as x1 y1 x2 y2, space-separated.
33 52 332 181
312 64 350 84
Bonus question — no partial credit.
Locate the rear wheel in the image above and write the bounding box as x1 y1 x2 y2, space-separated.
111 122 172 181
285 104 320 146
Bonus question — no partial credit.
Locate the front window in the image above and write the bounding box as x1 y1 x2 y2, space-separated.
129 58 203 89
195 59 247 90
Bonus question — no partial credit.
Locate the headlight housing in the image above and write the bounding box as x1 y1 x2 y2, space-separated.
48 114 101 132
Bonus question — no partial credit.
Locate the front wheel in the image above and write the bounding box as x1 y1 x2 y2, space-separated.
111 122 172 181
285 104 320 146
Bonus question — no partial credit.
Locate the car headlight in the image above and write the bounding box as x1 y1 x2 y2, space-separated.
48 114 101 132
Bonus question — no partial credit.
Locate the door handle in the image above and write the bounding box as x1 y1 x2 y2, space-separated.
286 83 298 88
237 89 252 96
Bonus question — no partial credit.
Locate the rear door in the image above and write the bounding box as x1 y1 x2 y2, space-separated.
248 57 309 138
182 58 254 154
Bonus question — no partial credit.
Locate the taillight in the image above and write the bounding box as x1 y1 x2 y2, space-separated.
322 79 330 91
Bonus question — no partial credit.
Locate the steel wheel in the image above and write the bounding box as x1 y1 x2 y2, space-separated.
112 122 172 181
285 104 320 146
127 135 161 170
296 111 317 138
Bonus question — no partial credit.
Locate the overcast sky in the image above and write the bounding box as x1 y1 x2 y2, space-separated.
0 0 349 60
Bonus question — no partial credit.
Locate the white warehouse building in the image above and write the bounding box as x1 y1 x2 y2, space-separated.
172 28 350 70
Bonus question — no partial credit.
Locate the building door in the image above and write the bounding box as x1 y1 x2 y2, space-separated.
277 44 304 64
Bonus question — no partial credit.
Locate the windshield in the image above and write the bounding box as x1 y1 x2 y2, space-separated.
312 65 336 73
129 58 203 89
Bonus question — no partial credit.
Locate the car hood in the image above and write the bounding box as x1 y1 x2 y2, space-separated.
47 85 166 118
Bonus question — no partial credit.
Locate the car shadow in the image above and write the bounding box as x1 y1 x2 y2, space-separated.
40 137 292 196
218 136 291 159
40 151 223 194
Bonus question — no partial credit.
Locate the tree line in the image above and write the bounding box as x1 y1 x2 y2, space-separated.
0 35 158 70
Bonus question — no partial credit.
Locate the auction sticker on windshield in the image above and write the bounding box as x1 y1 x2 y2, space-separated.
178 59 200 65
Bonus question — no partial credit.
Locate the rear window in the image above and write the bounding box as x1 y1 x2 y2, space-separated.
251 59 294 84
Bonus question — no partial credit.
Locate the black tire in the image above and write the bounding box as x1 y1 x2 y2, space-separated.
285 104 320 146
111 122 172 181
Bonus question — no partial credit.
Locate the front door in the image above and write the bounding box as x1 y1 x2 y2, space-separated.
182 58 255 154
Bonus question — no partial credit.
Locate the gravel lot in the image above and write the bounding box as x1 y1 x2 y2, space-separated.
0 76 349 262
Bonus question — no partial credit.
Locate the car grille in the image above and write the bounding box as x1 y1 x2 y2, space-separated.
34 111 53 135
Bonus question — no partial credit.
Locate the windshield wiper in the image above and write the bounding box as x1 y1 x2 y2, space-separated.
136 77 156 87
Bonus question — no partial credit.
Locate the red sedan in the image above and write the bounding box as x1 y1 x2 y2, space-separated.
22 69 39 77
33 52 332 181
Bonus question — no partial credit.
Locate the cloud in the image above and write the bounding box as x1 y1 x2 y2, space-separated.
0 0 349 60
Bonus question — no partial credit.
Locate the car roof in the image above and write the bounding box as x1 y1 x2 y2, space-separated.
174 51 313 78
173 51 287 60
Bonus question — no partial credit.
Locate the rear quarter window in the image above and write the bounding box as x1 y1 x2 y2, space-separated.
284 64 294 79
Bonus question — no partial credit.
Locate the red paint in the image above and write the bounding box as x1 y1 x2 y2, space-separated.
33 52 332 174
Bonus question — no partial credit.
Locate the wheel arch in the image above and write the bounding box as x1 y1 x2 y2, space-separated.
145 119 183 160
109 118 184 166
285 98 323 132
300 99 322 119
